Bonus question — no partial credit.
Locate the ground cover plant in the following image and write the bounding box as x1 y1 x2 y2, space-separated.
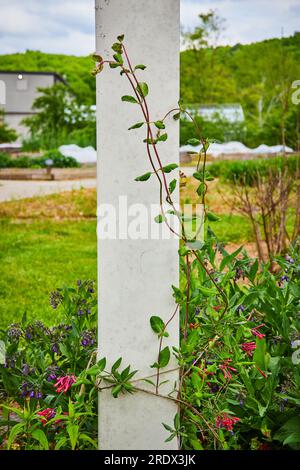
1 35 299 451
0 150 79 169
209 155 300 186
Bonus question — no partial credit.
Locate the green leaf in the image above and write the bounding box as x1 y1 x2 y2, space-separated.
169 179 177 194
198 285 217 296
121 95 138 104
7 423 25 449
117 34 125 42
154 214 165 224
128 122 144 130
112 357 122 373
219 246 243 271
135 172 152 182
97 357 107 373
162 163 178 173
159 346 170 368
112 42 123 54
193 172 203 181
162 422 173 432
79 434 98 449
31 429 49 450
158 133 168 142
150 316 165 335
205 172 214 181
67 423 79 451
173 112 181 121
112 384 122 398
137 82 149 98
196 183 205 196
134 64 146 71
207 211 220 222
154 120 165 130
113 53 123 65
253 338 267 371
187 138 200 146
110 63 121 69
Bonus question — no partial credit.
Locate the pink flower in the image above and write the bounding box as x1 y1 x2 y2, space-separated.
241 341 256 356
54 375 76 394
219 359 237 380
216 413 240 432
251 324 266 339
37 408 56 426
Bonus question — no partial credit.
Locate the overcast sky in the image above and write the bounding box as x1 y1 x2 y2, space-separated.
0 0 299 56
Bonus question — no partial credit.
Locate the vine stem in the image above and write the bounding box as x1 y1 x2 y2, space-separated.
132 386 221 442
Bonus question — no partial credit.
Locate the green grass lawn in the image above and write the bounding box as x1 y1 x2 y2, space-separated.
0 189 97 328
0 218 97 328
0 184 253 329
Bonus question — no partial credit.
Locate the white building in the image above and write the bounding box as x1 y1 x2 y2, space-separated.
0 71 66 140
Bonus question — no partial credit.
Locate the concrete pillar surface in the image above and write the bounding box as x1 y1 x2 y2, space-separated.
96 0 180 450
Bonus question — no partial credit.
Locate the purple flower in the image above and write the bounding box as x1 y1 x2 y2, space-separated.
285 255 295 264
80 331 95 348
50 290 62 310
22 364 30 376
51 343 59 354
47 373 57 382
236 304 245 313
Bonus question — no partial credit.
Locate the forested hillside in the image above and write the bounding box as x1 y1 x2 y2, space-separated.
1 32 300 147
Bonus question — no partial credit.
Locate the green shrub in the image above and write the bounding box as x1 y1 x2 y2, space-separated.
209 155 300 185
40 149 80 168
0 152 11 168
0 150 79 169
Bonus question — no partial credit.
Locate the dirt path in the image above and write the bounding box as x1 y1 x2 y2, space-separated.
0 179 97 203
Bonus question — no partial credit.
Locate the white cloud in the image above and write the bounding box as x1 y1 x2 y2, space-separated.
181 0 300 45
0 0 299 56
0 0 94 55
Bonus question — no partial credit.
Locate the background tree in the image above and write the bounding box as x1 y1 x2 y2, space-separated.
22 84 96 150
0 109 17 144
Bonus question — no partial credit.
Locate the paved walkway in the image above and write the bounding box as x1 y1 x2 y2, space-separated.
0 179 97 203
0 167 196 203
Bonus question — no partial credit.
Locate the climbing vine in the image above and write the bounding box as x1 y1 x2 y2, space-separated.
91 36 300 450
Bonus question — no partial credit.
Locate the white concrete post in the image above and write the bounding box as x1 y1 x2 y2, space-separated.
96 0 180 450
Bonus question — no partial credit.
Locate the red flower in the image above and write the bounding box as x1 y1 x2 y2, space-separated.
37 408 56 426
241 341 256 356
54 375 76 394
219 359 237 380
216 413 240 431
251 324 266 339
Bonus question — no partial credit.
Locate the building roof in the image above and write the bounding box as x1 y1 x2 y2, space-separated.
0 70 67 85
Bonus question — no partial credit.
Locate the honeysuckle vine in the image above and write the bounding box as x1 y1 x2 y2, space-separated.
91 35 249 445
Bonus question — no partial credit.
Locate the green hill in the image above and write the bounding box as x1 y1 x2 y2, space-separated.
0 50 95 105
1 32 300 147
